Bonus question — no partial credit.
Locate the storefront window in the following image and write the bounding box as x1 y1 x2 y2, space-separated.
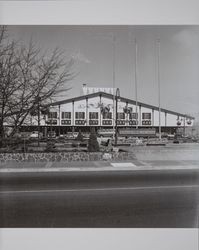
117 112 125 119
75 112 85 119
61 112 71 119
48 112 57 119
103 112 112 119
129 112 138 119
89 112 99 119
142 113 151 119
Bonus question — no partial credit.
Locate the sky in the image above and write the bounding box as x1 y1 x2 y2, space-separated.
8 25 199 117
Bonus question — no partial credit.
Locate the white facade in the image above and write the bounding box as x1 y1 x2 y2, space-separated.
25 91 194 130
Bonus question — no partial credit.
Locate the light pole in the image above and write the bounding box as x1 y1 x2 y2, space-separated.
50 105 53 139
37 96 41 147
89 32 117 139
115 88 120 146
157 38 162 140
112 34 116 140
134 38 138 129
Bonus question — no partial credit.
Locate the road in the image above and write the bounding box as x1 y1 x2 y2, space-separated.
0 168 199 227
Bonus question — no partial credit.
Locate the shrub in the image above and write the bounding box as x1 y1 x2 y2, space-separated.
76 131 84 141
45 140 56 152
88 129 100 152
71 142 78 148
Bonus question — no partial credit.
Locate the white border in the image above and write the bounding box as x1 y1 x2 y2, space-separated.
0 1 198 250
0 0 199 25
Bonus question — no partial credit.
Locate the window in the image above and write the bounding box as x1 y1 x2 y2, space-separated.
75 112 85 119
48 112 57 119
116 120 125 125
46 120 57 125
89 120 98 125
129 120 138 125
75 120 86 125
129 113 138 119
103 112 112 119
142 112 151 120
117 112 125 119
61 120 71 125
102 120 112 125
142 120 151 125
61 112 71 119
89 112 98 119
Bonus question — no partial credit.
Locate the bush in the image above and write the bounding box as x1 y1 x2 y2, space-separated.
76 131 84 141
71 142 78 148
45 140 56 152
88 129 100 152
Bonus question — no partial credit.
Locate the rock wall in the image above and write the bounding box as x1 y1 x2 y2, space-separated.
0 151 135 163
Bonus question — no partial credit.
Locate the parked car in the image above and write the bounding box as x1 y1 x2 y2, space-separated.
13 132 31 139
30 131 43 139
47 131 56 138
65 132 78 139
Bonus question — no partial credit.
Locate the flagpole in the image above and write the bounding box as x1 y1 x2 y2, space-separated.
157 38 161 140
112 34 116 140
135 38 138 129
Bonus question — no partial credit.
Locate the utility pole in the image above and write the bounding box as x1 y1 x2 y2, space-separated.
37 96 41 147
134 38 138 129
157 38 161 140
115 88 120 146
112 34 116 140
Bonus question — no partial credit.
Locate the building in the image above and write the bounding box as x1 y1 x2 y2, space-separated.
24 84 194 137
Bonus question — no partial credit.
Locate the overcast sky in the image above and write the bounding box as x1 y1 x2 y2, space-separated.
8 25 199 117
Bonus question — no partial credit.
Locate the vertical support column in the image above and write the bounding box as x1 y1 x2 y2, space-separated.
99 94 102 128
37 97 40 147
126 102 128 127
113 97 115 129
86 98 88 127
152 109 154 127
183 116 186 136
58 104 61 136
72 100 75 133
139 105 141 126
165 112 167 127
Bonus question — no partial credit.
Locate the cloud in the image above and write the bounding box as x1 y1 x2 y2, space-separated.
172 28 199 50
72 51 91 64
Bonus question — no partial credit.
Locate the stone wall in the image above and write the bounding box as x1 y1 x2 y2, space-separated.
0 151 135 163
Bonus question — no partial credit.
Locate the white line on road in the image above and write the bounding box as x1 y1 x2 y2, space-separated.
45 162 53 168
111 162 136 167
0 184 199 195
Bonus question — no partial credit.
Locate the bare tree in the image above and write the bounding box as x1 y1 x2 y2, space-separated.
0 26 74 142
0 27 20 139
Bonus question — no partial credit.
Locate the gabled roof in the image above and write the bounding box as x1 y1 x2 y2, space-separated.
50 91 194 119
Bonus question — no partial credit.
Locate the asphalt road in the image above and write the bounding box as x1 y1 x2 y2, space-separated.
0 169 199 227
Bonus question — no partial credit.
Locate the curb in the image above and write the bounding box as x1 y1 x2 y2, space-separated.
0 165 198 173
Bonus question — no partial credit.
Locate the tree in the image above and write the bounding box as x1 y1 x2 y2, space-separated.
0 26 75 142
0 34 22 141
88 129 100 152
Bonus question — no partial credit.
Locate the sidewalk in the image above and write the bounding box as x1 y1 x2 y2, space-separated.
0 159 198 173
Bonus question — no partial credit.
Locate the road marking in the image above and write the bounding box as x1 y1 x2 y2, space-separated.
111 162 136 167
45 162 53 168
0 184 199 195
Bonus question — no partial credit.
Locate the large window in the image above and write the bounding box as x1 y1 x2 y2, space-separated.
89 112 99 119
117 112 125 120
75 112 85 119
129 112 138 119
142 113 151 120
48 112 57 119
103 112 112 119
62 112 71 119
